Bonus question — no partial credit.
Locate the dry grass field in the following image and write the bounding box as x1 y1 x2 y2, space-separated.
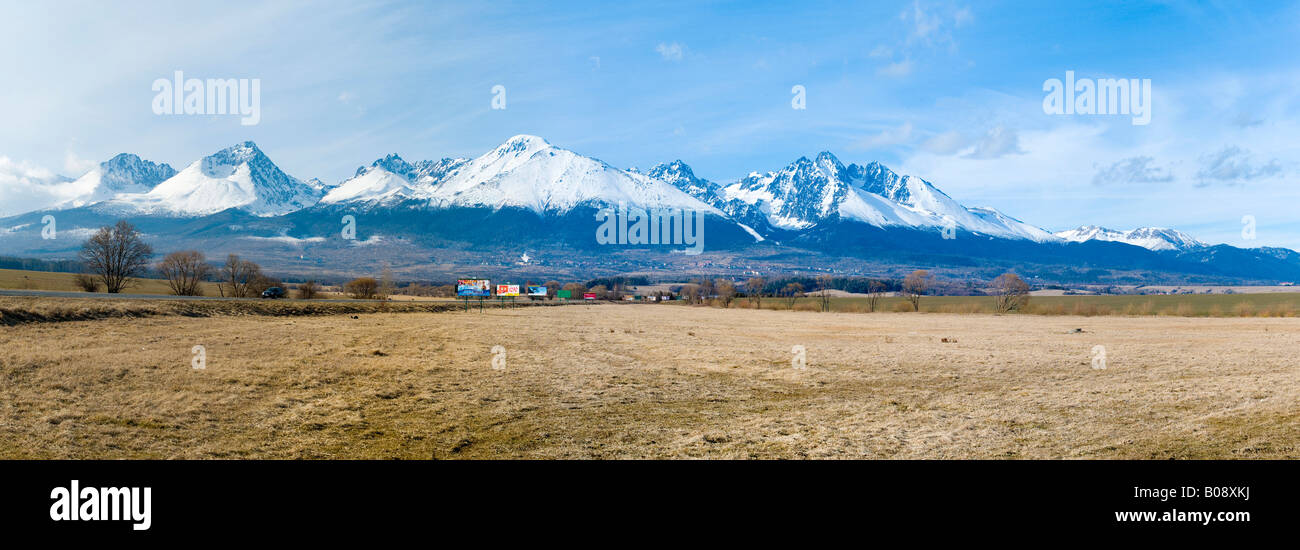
1 301 1296 459
0 295 534 325
722 293 1300 317
0 268 225 295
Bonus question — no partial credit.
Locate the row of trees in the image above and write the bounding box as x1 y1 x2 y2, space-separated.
73 220 1032 308
669 269 1029 313
75 220 314 298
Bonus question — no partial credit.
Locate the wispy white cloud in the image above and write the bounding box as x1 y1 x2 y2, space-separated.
849 122 913 151
1092 156 1174 186
963 126 1024 159
63 151 97 175
900 1 970 48
656 42 684 61
1196 146 1282 186
919 130 970 155
878 59 913 78
0 156 74 216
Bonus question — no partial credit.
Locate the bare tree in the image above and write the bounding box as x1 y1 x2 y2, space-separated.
693 278 715 301
866 280 886 312
715 279 736 307
78 220 153 294
221 254 263 298
345 277 379 299
249 273 280 297
296 280 321 299
991 272 1031 313
379 265 395 300
677 283 702 304
157 250 211 296
745 277 765 309
816 274 834 312
902 270 931 312
782 282 805 309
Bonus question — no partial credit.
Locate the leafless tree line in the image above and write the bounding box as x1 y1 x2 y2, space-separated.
72 220 1034 308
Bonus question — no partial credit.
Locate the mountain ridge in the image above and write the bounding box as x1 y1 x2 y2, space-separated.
3 135 1295 284
18 136 1212 250
1055 225 1207 252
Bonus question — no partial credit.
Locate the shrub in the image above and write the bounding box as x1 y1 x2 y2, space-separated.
296 280 320 300
345 277 380 300
73 273 100 293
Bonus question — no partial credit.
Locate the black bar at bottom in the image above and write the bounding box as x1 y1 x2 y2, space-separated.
1 460 1289 539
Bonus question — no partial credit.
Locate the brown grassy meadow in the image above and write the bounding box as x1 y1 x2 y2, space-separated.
703 293 1300 317
0 267 225 295
1 301 1296 459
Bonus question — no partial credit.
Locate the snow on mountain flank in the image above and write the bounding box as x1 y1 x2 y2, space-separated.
416 135 719 214
1055 225 1207 251
57 153 177 209
697 152 1058 241
321 154 471 205
108 141 323 217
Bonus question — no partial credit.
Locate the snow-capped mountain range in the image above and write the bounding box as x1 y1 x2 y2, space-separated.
1054 225 1206 252
7 135 1219 253
335 135 717 214
86 142 324 217
647 152 1057 242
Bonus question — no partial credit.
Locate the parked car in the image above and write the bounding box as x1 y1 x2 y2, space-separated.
261 287 286 299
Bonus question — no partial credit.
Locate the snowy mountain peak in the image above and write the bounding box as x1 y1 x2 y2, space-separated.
98 153 177 192
110 141 322 217
648 159 695 180
414 135 718 215
716 154 1056 241
1055 225 1207 251
205 141 264 166
814 151 843 168
649 160 723 204
55 153 177 209
324 154 473 206
495 134 552 155
358 153 415 178
411 157 468 184
855 161 908 202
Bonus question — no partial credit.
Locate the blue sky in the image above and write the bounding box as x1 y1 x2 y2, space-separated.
2 0 1298 247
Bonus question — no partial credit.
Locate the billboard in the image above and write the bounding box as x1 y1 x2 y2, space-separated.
556 290 572 299
496 284 521 297
527 286 548 297
583 292 597 300
457 279 491 297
